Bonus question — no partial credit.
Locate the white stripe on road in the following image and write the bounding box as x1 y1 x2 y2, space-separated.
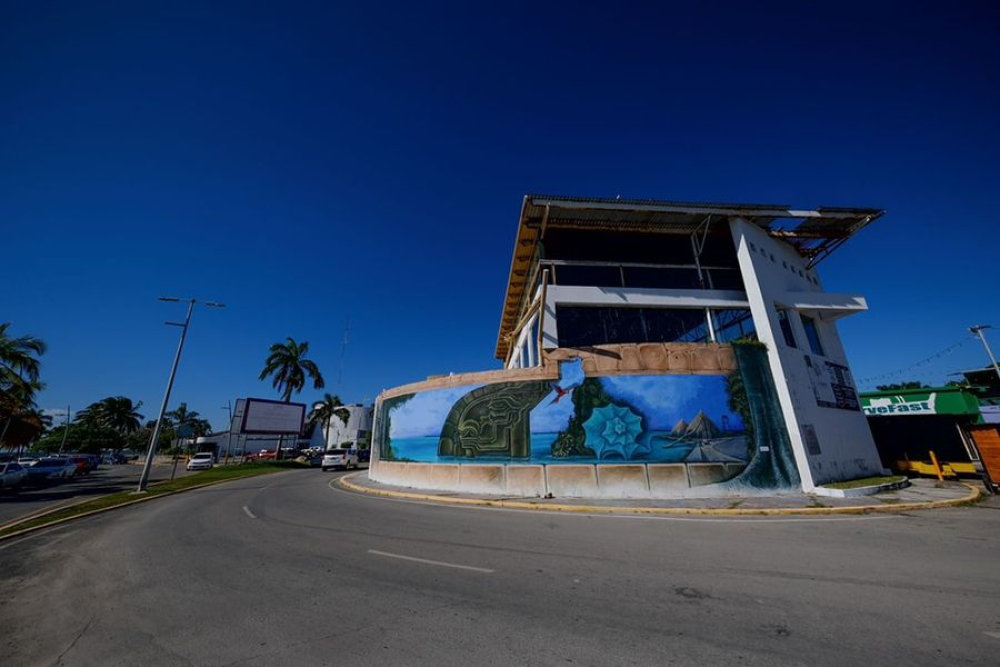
367 549 494 573
242 506 257 519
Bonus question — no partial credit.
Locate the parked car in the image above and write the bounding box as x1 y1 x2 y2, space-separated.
25 457 77 482
357 449 371 467
0 462 28 493
186 452 215 471
246 449 277 462
322 448 358 471
67 455 93 475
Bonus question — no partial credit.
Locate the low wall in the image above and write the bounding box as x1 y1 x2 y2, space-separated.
370 460 750 499
369 343 801 499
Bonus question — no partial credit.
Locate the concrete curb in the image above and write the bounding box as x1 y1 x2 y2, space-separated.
336 473 982 516
0 470 289 543
814 477 911 499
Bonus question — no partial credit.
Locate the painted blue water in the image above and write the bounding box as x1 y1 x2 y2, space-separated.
386 432 700 464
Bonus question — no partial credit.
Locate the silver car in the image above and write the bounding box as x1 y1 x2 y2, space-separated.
26 457 76 481
0 462 28 492
321 448 358 471
186 452 214 471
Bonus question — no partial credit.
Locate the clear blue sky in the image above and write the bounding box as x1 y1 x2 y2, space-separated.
3 2 999 430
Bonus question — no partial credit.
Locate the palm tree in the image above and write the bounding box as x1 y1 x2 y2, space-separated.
166 402 200 430
76 396 144 435
260 338 324 460
309 393 350 447
259 338 325 402
0 322 47 413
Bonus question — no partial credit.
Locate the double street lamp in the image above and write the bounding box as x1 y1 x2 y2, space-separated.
137 297 224 493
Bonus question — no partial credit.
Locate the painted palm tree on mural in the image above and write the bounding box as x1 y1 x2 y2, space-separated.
309 393 350 447
260 338 325 459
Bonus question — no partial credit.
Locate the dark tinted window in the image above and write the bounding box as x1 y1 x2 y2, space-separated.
712 309 756 342
776 309 797 348
621 266 702 290
556 306 711 347
801 315 825 356
553 264 622 287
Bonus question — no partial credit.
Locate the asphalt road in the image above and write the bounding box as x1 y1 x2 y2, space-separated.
0 462 193 526
1 469 998 666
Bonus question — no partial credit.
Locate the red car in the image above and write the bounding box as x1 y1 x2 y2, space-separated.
67 455 93 475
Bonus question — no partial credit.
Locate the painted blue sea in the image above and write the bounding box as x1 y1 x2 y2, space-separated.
384 431 738 464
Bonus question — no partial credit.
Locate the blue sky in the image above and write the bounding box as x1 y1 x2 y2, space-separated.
3 2 1000 430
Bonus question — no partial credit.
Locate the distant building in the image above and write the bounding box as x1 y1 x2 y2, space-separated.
319 404 374 449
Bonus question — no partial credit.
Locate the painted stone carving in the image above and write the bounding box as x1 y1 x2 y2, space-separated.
439 382 550 458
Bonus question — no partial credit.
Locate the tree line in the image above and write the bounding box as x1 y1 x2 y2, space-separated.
2 321 353 456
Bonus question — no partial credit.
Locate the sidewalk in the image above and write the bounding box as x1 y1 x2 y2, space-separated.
339 474 983 515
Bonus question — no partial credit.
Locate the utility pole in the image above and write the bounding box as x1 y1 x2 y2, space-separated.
137 297 225 492
57 405 70 454
222 401 233 464
970 325 1000 383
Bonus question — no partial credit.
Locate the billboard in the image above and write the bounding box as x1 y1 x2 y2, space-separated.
240 398 306 434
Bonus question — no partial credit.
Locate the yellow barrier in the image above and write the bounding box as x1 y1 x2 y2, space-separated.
895 459 977 478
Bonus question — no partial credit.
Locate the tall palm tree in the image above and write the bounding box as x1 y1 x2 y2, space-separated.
259 338 325 402
76 396 144 435
167 402 200 429
0 322 47 411
260 338 324 460
308 393 350 446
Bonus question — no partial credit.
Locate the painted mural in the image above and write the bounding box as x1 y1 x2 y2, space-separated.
380 359 749 466
373 345 800 491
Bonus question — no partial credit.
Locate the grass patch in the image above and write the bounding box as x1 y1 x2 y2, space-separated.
0 463 297 539
727 499 745 509
824 475 906 490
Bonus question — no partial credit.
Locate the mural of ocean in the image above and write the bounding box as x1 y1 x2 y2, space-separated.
383 432 748 465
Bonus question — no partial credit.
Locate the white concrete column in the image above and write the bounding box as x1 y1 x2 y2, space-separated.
730 217 817 491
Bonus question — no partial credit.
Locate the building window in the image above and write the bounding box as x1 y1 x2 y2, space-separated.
800 315 825 356
776 309 797 348
556 306 712 347
712 309 756 343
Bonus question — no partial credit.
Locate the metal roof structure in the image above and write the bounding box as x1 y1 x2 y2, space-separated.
495 194 884 360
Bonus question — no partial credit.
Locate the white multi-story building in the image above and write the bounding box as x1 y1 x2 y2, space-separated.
494 195 885 491
320 404 374 449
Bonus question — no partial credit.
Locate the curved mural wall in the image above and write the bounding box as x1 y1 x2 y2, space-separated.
370 343 798 498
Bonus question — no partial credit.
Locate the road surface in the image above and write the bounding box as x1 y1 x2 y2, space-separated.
1 469 998 666
0 461 194 526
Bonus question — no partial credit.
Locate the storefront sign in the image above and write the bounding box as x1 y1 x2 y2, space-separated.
863 395 936 416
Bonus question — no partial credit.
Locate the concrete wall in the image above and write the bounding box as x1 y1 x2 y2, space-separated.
730 218 885 489
370 460 749 499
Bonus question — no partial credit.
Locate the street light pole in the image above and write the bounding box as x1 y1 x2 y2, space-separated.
57 405 70 455
137 297 224 492
970 325 1000 384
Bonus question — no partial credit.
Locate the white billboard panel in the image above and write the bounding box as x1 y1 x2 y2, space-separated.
241 398 306 434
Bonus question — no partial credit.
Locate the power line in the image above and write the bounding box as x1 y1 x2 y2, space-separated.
857 337 974 387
